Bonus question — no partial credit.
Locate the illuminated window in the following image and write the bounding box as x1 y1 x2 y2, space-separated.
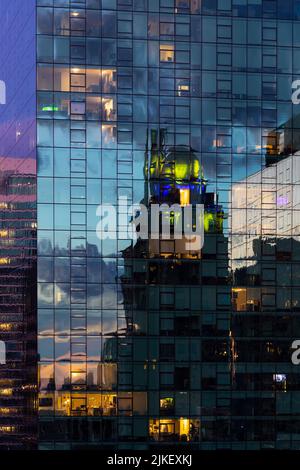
177 83 190 96
180 188 190 206
213 139 223 148
101 68 117 93
70 70 86 89
160 44 174 62
71 397 87 415
160 397 174 414
0 323 12 331
85 68 117 93
0 408 12 415
0 388 13 396
0 426 15 433
232 287 261 312
231 288 247 312
149 418 200 442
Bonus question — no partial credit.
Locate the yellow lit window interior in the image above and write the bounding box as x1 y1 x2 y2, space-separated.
39 392 117 416
39 391 147 417
178 85 189 92
180 189 190 206
231 287 261 312
160 397 174 410
149 418 200 442
0 323 12 331
0 426 15 433
0 388 13 396
38 66 117 93
160 44 174 62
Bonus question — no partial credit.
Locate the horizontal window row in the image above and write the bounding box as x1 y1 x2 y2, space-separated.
37 7 196 39
36 121 300 155
38 64 300 101
35 0 300 22
37 37 198 66
36 0 202 14
36 38 300 75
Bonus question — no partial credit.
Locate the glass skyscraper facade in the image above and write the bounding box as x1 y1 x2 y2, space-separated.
0 0 37 450
2 0 300 452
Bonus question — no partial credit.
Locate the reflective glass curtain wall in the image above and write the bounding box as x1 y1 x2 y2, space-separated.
36 0 300 450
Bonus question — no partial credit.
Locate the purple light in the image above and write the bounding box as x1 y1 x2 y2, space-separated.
277 196 289 206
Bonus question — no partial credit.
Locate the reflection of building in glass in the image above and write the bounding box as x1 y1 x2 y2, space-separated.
35 1 233 449
265 115 300 166
230 130 300 442
119 130 230 445
231 150 300 276
4 0 300 451
0 159 37 449
0 0 37 450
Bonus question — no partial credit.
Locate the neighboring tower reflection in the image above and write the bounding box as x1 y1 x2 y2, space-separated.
230 120 300 442
120 129 231 445
0 157 36 449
